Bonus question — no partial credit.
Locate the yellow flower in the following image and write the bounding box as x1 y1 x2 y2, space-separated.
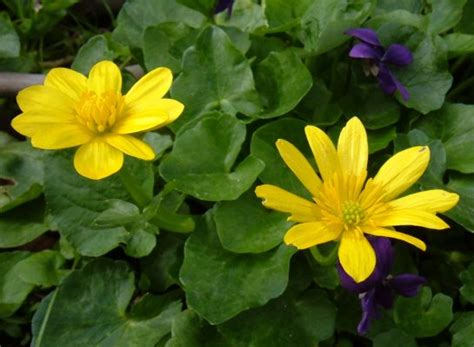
255 117 459 283
11 61 183 180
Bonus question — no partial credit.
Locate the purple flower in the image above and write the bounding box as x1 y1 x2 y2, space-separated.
337 237 426 335
345 28 413 101
215 0 234 16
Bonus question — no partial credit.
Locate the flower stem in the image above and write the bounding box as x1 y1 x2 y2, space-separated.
310 243 339 266
119 170 150 209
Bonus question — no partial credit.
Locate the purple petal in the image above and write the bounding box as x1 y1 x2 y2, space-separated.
338 264 376 293
349 43 383 61
357 289 377 335
382 44 413 66
390 274 427 297
394 78 410 101
374 285 395 309
369 237 394 277
215 0 234 15
377 64 398 95
345 28 382 47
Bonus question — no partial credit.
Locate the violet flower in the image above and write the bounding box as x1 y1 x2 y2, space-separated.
345 28 413 101
337 237 426 335
215 0 234 16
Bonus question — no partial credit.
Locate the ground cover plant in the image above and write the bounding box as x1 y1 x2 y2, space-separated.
0 0 474 346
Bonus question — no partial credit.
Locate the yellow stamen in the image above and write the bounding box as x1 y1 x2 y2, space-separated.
75 91 124 134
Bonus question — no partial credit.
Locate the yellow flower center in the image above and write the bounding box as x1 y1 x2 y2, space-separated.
75 91 124 133
342 201 365 226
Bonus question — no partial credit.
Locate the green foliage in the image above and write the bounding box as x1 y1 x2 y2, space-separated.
394 287 453 337
31 259 181 346
1 0 474 345
180 213 295 324
160 112 264 201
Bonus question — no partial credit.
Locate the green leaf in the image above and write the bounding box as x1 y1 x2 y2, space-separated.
444 33 474 58
394 129 474 232
160 112 264 201
214 0 268 34
214 188 291 253
264 0 313 32
397 34 452 114
43 151 154 256
445 173 474 232
166 310 229 347
250 118 311 197
141 233 184 292
0 250 64 318
0 142 44 213
176 0 216 15
113 0 206 49
0 200 48 248
15 250 65 287
0 12 20 58
297 79 343 127
394 287 453 337
253 49 313 119
143 23 198 74
71 35 117 74
93 199 141 227
170 26 262 129
372 329 417 347
0 252 33 318
31 259 182 347
180 213 295 324
297 0 376 55
339 83 401 130
124 223 157 258
459 262 474 304
218 289 336 346
450 312 474 347
368 126 397 153
417 103 474 173
426 0 466 34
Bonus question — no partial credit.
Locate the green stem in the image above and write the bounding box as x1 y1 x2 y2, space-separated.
310 243 339 266
119 170 150 209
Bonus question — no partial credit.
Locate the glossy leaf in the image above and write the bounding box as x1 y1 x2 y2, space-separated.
180 213 295 324
160 112 264 201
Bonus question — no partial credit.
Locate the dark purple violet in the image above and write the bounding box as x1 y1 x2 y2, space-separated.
345 28 413 101
337 237 426 335
215 0 234 16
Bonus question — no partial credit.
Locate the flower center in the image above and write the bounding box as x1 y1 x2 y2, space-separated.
342 201 365 226
75 91 124 133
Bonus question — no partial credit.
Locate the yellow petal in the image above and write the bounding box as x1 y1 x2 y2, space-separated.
372 209 450 230
11 112 76 137
87 61 122 94
17 85 75 114
112 108 169 134
155 98 184 125
337 117 368 199
389 189 459 213
305 125 340 183
363 226 426 251
372 146 430 201
255 184 320 222
74 140 124 180
30 124 93 149
125 67 172 110
275 139 322 197
106 134 155 160
44 67 87 101
338 228 376 283
284 222 341 249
